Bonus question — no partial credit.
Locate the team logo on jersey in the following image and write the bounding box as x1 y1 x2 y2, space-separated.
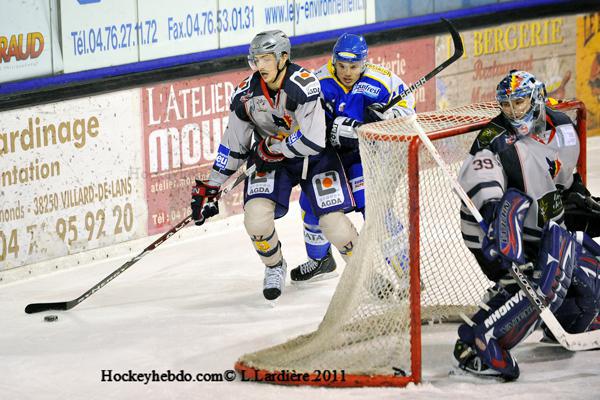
352 82 381 98
215 145 230 171
338 102 346 113
247 171 275 195
545 156 562 179
312 171 345 208
272 113 293 129
255 98 268 112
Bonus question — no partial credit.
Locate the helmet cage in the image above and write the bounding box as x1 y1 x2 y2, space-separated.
496 70 547 136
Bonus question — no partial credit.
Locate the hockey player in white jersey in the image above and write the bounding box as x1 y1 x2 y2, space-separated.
290 33 416 283
454 70 600 381
190 30 359 302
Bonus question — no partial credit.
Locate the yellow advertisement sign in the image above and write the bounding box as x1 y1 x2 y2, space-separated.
577 13 600 137
436 16 576 111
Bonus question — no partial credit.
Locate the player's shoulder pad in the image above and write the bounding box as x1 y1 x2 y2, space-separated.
474 117 508 150
285 63 321 102
364 63 392 80
314 63 332 80
546 107 575 127
230 73 260 110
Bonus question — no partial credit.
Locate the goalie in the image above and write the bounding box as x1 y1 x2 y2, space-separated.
455 70 600 381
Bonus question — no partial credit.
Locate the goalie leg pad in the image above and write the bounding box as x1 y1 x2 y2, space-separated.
456 287 538 381
244 198 282 266
550 234 600 334
534 221 579 312
319 211 358 260
300 191 331 260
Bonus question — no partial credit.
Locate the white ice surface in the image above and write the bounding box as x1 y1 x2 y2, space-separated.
1 138 599 400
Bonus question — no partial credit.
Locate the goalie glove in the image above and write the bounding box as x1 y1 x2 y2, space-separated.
329 116 361 148
191 180 220 226
481 188 532 268
563 192 600 237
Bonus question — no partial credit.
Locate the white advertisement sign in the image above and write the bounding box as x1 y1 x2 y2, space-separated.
219 0 293 48
0 0 54 83
138 0 218 61
291 0 366 36
0 90 147 271
60 0 139 73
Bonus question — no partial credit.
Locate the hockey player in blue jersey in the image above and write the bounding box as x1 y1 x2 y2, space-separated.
190 30 359 301
454 70 600 381
289 33 416 283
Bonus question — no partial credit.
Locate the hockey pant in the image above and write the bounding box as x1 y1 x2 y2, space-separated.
300 162 364 260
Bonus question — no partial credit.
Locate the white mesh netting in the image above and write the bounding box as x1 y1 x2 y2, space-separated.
234 101 584 387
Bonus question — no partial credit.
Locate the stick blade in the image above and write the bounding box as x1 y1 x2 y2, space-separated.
440 17 464 57
25 301 69 314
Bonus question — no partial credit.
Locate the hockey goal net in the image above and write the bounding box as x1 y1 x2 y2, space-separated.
235 100 587 387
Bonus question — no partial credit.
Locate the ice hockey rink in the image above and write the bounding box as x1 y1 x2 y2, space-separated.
1 137 599 400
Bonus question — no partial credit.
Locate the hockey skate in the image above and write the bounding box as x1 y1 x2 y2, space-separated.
263 259 287 301
449 340 508 382
290 249 337 284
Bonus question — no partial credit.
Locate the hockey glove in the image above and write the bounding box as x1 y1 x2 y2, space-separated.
364 103 412 123
250 137 285 173
481 188 532 269
329 116 361 148
191 180 220 226
563 191 600 237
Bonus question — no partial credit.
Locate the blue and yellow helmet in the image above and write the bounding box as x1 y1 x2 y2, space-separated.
332 33 368 69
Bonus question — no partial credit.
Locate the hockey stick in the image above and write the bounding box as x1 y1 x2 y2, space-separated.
24 165 256 314
409 118 600 351
381 18 463 113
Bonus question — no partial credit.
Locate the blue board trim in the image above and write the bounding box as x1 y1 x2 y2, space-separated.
0 0 570 95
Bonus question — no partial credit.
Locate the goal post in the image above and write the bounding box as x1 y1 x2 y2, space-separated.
234 100 587 387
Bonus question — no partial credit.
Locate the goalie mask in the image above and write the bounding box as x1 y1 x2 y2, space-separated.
248 30 291 71
496 70 547 137
332 33 368 72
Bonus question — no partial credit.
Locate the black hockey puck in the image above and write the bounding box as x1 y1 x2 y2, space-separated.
44 315 58 322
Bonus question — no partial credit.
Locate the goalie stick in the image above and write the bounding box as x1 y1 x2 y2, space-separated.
24 165 256 314
409 118 600 351
380 17 463 113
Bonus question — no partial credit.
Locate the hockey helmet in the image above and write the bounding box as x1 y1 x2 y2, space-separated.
248 30 291 69
496 70 547 136
332 33 368 70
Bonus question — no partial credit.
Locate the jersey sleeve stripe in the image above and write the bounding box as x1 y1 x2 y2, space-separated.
466 181 503 199
299 135 325 152
211 166 237 176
